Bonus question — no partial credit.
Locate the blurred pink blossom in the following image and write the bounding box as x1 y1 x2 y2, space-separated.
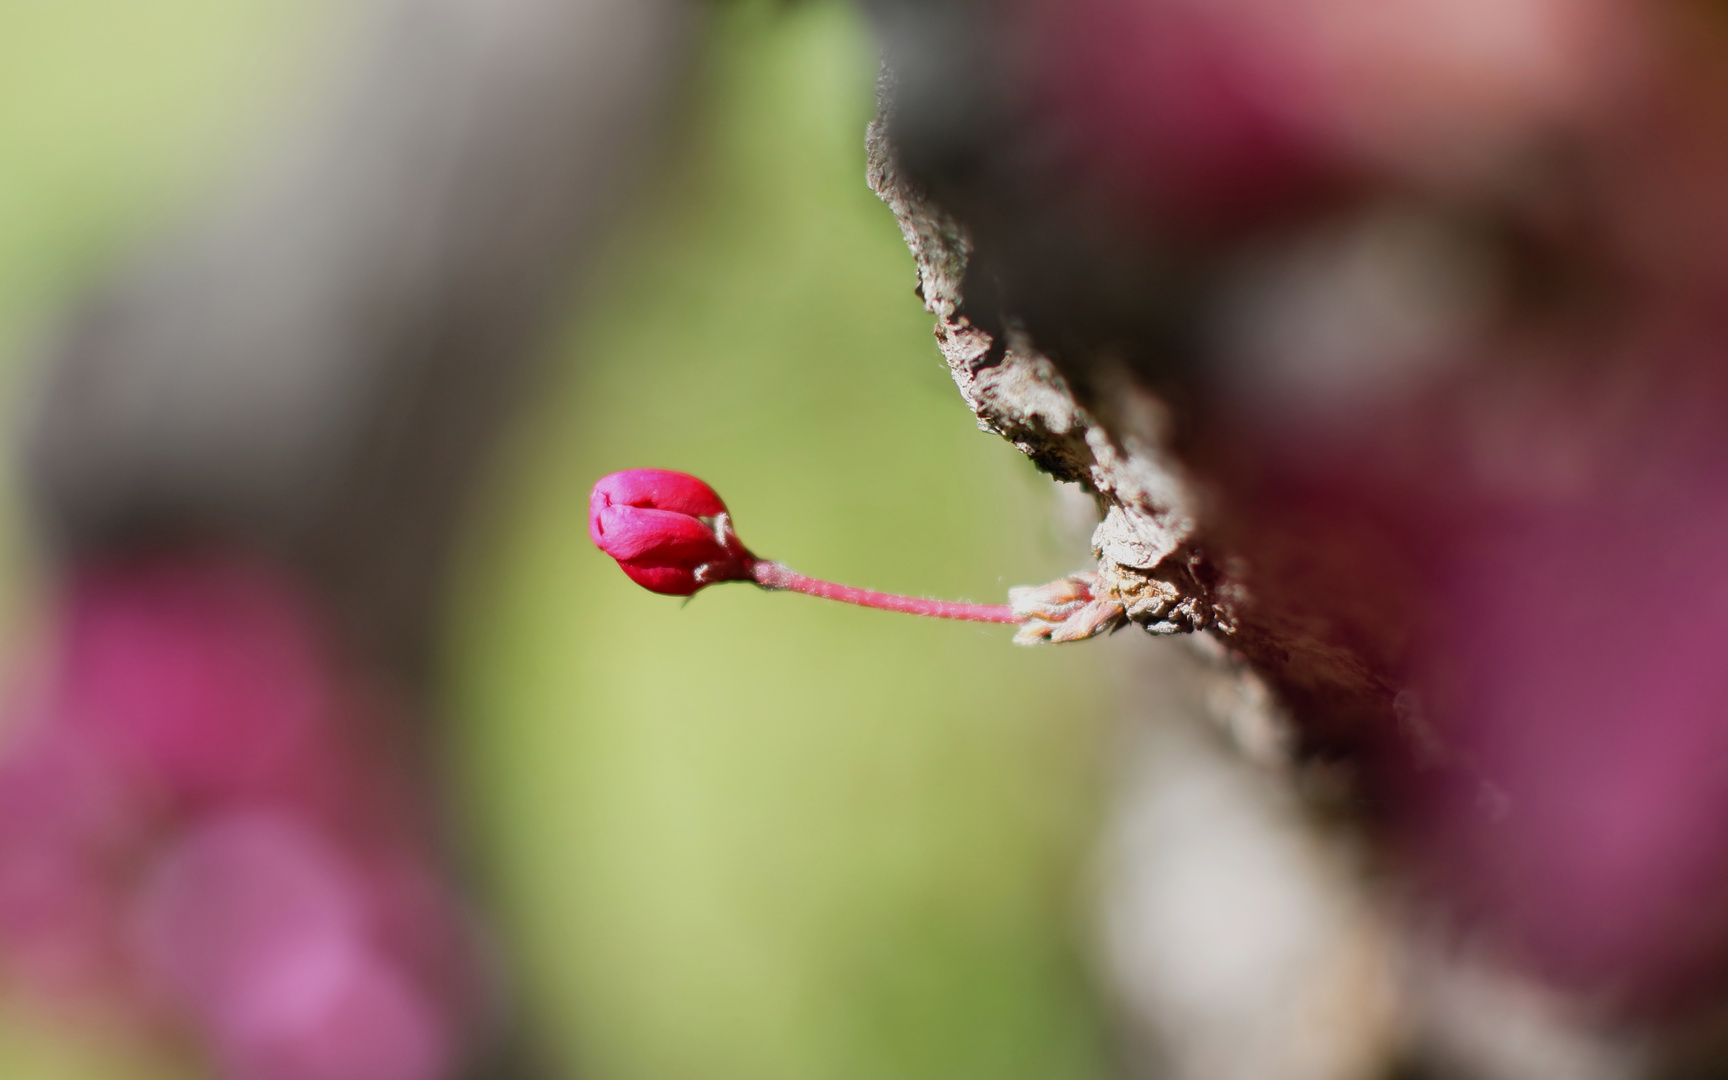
0 553 487 1079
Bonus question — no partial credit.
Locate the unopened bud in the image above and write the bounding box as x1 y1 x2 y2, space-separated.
589 469 756 596
591 469 1120 643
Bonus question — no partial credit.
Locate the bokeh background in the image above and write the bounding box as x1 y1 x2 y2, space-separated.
0 2 1115 1078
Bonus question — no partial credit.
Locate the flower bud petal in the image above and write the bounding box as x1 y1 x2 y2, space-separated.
593 506 722 562
590 469 728 538
616 561 705 597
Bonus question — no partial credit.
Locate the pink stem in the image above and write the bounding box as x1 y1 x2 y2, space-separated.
750 560 1019 624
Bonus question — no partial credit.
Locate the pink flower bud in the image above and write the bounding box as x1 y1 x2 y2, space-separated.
588 468 1096 638
589 470 756 596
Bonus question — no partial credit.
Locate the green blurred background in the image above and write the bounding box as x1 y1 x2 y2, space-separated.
0 2 1113 1077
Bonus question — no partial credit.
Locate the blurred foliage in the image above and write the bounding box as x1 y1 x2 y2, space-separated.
0 993 197 1080
0 0 344 642
448 4 1111 1080
0 0 338 328
0 1 339 1075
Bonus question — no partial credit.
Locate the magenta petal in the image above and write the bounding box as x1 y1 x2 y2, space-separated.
616 563 701 596
591 469 728 520
592 506 723 563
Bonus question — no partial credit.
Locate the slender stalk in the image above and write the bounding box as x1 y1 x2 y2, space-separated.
750 560 1019 624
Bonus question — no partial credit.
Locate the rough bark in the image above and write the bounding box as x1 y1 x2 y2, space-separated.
867 77 1647 1080
865 84 1412 768
866 108 1218 632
